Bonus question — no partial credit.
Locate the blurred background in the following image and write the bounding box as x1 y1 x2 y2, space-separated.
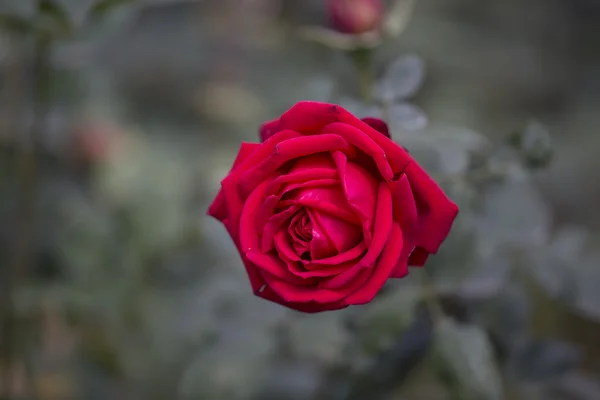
1 0 600 399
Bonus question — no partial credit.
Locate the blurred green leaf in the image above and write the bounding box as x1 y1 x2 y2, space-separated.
398 125 489 175
346 307 433 400
382 0 416 38
0 1 36 18
0 14 34 34
373 54 425 102
88 0 136 23
388 102 428 132
476 178 550 254
509 120 553 169
508 339 580 382
37 0 74 37
337 97 382 119
354 282 421 354
473 284 530 358
433 317 503 400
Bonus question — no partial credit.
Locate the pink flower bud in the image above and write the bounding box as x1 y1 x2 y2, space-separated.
327 0 384 34
70 121 121 166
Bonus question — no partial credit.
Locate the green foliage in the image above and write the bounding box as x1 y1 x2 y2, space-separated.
432 317 503 400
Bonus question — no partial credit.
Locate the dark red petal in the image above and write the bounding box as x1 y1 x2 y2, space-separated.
408 246 429 267
361 117 390 138
259 118 281 142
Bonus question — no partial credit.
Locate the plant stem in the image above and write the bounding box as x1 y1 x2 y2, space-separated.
418 269 444 324
349 48 374 103
1 26 51 399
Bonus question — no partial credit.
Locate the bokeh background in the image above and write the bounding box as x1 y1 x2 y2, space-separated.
1 0 600 399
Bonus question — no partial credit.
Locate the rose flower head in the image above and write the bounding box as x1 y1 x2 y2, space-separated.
327 0 384 34
208 101 458 313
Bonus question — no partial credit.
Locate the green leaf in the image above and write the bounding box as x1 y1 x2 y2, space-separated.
382 0 416 38
508 120 553 169
88 0 136 22
433 317 503 400
373 54 425 102
36 0 74 37
0 14 33 35
508 339 580 382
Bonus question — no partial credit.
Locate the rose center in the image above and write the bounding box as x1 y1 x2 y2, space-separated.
288 209 313 260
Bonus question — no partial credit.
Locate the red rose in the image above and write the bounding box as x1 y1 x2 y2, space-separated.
327 0 384 34
207 101 458 313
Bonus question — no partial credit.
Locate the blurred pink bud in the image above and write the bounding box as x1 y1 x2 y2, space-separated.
70 121 121 166
327 0 384 34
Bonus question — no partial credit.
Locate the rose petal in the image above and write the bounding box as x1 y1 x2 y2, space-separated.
238 134 351 198
332 151 377 245
346 222 403 304
304 241 366 268
265 168 338 198
318 262 366 290
246 250 316 286
241 251 269 295
219 130 301 241
259 118 281 142
278 101 412 174
389 173 419 235
290 153 337 172
274 229 301 261
390 238 413 278
261 205 300 253
257 284 348 313
259 271 346 304
207 142 260 222
278 102 342 134
321 122 393 181
358 181 393 267
287 258 353 279
405 161 459 253
282 198 361 226
408 246 429 267
307 208 337 260
311 211 362 253
239 180 270 253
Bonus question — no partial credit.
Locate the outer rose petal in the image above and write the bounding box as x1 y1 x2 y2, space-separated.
361 117 390 138
258 285 348 313
218 129 302 241
408 246 429 266
346 222 403 304
278 101 412 174
404 161 459 253
207 142 259 222
259 118 281 142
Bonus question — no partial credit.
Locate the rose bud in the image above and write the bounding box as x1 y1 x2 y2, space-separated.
327 0 384 34
69 120 120 166
208 101 458 313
